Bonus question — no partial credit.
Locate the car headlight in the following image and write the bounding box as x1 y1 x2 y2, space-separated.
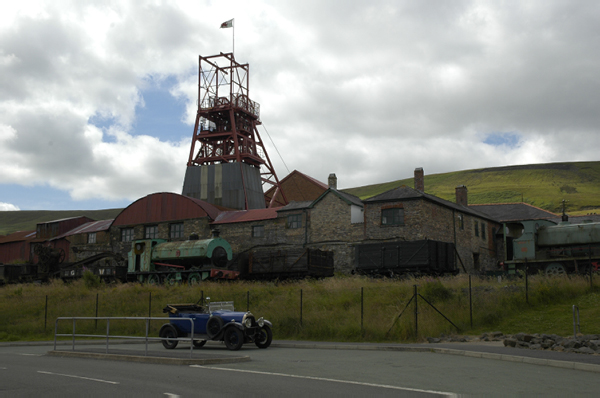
257 317 264 327
244 317 253 328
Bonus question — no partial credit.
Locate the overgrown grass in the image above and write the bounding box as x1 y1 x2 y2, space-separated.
1 274 599 343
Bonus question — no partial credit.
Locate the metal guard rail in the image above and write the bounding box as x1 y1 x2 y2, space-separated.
54 317 196 358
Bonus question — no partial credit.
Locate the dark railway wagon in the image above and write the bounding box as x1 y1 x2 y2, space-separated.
245 248 334 279
354 239 458 276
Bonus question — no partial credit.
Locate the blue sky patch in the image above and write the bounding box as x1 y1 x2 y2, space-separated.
484 132 521 148
1 184 131 211
133 75 191 141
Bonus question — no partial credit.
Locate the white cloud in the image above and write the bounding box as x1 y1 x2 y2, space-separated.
0 202 19 211
1 0 600 207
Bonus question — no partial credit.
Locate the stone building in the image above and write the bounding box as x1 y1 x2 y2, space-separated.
362 173 502 273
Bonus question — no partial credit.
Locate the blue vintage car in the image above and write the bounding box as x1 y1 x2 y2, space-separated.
159 300 273 351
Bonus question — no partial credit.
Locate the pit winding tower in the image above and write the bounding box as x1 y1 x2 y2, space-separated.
182 53 287 209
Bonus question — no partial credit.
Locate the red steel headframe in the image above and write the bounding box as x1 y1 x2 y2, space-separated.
187 53 287 208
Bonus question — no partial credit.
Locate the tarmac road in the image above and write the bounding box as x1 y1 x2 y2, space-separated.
1 340 600 397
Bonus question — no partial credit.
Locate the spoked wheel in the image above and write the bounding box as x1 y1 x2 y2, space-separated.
254 325 273 349
206 316 224 339
545 262 567 276
147 274 161 285
159 324 179 349
165 274 179 286
188 273 201 286
223 327 244 351
193 340 207 348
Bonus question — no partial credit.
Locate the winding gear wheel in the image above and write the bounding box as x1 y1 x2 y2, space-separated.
35 245 65 274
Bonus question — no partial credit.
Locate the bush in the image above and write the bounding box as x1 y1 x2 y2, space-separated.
83 270 102 289
419 279 453 303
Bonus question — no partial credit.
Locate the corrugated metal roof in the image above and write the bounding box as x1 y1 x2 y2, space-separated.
50 219 113 241
212 207 281 224
112 192 222 226
0 230 36 244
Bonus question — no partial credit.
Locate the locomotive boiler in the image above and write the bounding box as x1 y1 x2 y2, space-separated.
503 219 600 275
127 235 238 284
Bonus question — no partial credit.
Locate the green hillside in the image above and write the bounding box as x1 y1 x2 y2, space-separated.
342 161 600 214
0 209 123 236
1 161 599 237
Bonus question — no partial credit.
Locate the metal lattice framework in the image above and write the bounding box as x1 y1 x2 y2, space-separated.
187 53 287 208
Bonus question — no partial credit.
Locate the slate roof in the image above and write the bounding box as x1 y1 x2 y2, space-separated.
470 203 558 223
277 201 313 212
310 188 363 208
364 185 496 222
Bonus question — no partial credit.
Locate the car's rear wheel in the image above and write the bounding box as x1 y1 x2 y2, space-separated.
159 324 178 349
193 339 207 348
224 327 244 351
254 325 272 349
206 316 224 339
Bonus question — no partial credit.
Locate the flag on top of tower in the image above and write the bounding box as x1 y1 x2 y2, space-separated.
220 19 234 28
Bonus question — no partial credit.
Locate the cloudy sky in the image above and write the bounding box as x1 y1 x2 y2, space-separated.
1 0 599 211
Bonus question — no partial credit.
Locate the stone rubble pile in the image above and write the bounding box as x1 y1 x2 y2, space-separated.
502 332 600 355
426 331 600 355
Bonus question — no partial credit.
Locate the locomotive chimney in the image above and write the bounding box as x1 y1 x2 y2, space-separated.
211 229 221 238
455 185 468 206
414 168 424 192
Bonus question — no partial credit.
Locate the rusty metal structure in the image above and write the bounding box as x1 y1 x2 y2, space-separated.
183 53 287 210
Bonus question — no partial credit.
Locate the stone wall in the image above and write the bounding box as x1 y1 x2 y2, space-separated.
364 198 501 273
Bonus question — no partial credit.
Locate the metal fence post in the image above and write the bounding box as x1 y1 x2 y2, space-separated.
525 259 529 304
361 287 364 331
247 291 250 312
95 293 99 329
300 289 303 327
44 295 48 331
469 275 473 328
414 285 418 338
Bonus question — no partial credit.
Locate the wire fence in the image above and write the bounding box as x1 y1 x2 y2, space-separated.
0 273 596 342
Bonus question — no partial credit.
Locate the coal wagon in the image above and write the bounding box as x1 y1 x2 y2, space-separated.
243 247 334 279
354 239 458 277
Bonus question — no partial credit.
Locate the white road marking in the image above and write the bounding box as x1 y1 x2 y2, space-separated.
37 371 120 385
164 394 180 397
191 365 457 397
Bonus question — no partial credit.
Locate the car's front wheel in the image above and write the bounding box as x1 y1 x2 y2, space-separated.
223 327 244 351
254 325 272 349
159 324 178 349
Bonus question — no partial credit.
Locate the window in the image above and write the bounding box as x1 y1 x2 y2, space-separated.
145 225 158 239
88 232 97 244
287 214 302 229
474 221 479 237
381 208 404 226
481 223 486 240
457 214 464 230
170 223 184 239
252 225 265 237
121 228 134 242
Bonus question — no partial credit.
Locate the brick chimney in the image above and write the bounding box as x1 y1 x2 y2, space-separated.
455 185 468 206
328 173 337 189
414 168 424 192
